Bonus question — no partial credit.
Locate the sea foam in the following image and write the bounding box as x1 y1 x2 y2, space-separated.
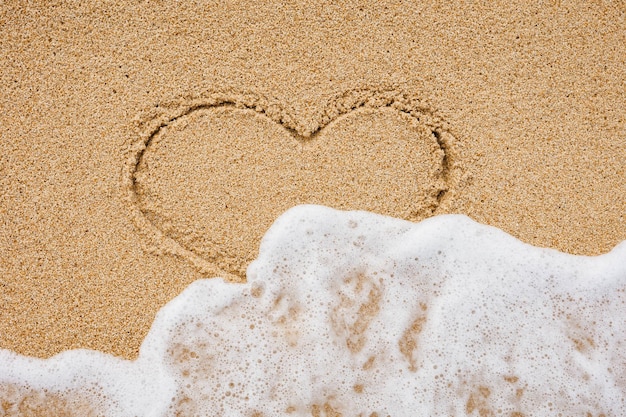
1 205 625 416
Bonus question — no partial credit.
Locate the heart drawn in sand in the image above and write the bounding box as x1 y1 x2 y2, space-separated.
122 89 462 280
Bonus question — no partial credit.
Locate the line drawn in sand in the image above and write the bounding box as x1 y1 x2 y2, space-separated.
121 88 466 280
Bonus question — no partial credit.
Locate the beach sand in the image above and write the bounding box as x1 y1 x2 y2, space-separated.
1 0 625 360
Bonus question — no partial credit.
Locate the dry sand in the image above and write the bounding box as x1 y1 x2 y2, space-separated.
1 1 625 360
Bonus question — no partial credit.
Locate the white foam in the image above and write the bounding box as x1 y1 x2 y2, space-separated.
2 205 625 416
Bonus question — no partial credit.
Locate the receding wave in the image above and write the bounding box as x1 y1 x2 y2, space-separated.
2 205 625 416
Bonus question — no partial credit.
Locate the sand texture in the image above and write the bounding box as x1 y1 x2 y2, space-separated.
1 0 625 359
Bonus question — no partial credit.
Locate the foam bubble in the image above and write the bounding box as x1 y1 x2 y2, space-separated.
2 205 625 415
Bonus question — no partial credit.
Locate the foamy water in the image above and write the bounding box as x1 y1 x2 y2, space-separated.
2 205 625 416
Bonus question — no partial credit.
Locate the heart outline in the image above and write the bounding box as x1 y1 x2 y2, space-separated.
121 88 464 281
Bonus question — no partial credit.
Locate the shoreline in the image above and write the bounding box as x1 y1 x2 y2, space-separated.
1 0 625 360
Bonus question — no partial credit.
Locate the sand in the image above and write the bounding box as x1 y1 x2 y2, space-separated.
1 0 625 360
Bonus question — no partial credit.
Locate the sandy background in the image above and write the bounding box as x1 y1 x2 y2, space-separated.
1 1 625 360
